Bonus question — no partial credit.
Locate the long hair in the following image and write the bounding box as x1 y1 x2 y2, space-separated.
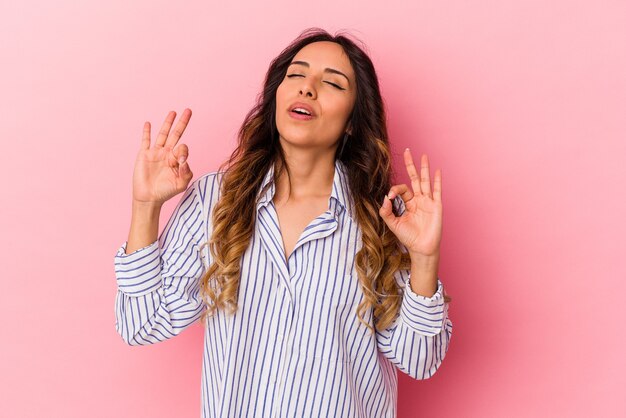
198 27 451 335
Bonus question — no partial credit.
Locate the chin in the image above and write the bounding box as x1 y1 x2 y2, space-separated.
277 123 310 143
276 121 338 149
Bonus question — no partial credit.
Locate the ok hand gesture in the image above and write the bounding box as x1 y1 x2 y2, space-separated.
132 109 194 206
379 149 443 258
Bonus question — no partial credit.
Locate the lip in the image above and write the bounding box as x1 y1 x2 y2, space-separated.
288 101 316 120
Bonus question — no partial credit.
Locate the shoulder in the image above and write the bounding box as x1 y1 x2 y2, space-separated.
191 170 224 198
187 169 226 217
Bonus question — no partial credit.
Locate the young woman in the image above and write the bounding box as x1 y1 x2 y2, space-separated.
115 28 453 418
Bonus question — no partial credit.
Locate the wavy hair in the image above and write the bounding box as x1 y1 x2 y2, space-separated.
198 27 451 335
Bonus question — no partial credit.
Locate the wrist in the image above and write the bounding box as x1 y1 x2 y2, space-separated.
132 199 163 212
131 200 162 224
408 251 440 269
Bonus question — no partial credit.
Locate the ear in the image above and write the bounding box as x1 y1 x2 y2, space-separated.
345 121 353 135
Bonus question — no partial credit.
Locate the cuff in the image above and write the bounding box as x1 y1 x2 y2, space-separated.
399 275 447 336
114 240 162 296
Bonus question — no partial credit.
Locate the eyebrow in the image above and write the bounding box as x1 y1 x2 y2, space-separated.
288 60 351 86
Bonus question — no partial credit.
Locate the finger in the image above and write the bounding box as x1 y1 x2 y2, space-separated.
404 148 422 195
142 122 151 150
165 108 192 149
378 195 398 228
155 111 176 148
166 147 180 169
173 143 189 165
420 154 432 198
433 168 442 202
387 184 414 202
167 144 190 169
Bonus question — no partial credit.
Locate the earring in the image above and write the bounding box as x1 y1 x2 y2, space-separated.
338 132 349 158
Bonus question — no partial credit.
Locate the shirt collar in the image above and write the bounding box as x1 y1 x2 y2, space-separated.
256 159 355 220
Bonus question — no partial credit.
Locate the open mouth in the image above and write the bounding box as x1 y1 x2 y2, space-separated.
288 107 315 120
291 107 312 116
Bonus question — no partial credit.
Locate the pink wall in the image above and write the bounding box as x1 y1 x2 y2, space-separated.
1 0 624 416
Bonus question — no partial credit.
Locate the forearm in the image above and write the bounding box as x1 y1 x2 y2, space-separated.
376 254 452 380
408 251 440 297
126 200 162 254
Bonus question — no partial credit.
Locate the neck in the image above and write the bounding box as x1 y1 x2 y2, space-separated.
274 150 335 205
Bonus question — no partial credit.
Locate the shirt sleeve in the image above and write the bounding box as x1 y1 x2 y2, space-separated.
113 180 208 346
375 195 453 379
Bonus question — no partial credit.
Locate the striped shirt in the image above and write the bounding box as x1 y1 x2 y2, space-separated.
114 159 453 418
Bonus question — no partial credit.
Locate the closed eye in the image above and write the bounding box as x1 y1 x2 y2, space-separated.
325 81 345 90
286 74 346 90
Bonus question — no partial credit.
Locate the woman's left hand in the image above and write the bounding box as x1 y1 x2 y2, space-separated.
378 149 443 258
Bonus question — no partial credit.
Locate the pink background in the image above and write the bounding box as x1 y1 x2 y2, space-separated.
1 0 624 417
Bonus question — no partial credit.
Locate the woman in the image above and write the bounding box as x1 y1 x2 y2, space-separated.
115 27 453 417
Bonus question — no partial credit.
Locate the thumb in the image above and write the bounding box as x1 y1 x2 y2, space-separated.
179 159 193 180
175 160 193 190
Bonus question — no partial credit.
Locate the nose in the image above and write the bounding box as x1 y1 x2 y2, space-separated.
299 80 317 99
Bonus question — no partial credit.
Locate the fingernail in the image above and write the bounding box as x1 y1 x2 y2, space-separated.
179 156 186 164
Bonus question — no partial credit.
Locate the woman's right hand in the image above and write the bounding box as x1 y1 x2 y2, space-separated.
132 109 194 206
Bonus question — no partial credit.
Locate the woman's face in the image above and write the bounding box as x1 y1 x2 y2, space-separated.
275 41 357 152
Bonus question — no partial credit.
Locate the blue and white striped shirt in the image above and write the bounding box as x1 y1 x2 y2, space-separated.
114 159 453 417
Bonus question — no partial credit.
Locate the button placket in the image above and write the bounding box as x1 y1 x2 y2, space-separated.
273 298 294 418
269 287 289 388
